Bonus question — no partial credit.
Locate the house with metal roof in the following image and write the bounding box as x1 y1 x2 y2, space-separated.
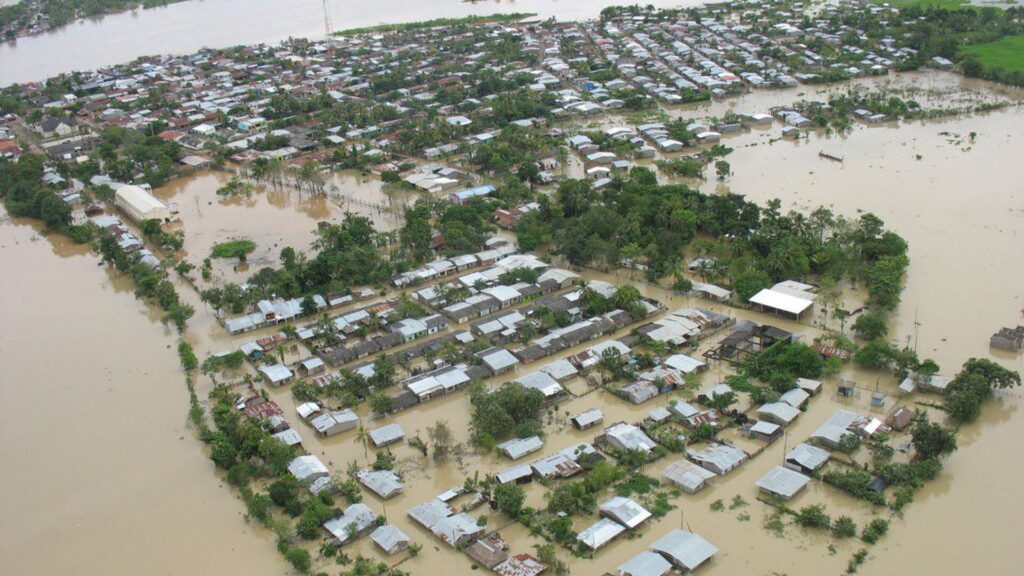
780 388 810 408
571 408 604 430
514 371 564 398
478 347 520 375
308 408 359 436
663 353 707 374
600 496 652 529
495 554 547 576
618 551 672 576
259 363 294 386
369 423 405 447
497 436 545 460
357 469 404 499
539 358 578 382
795 377 822 395
431 513 484 547
650 529 718 571
757 402 801 426
748 281 816 319
811 409 861 449
407 500 454 530
288 455 329 486
785 443 831 474
756 465 811 500
273 428 302 447
466 536 508 569
661 459 717 494
497 463 534 484
687 443 749 475
323 503 379 545
621 381 660 404
605 422 658 454
749 420 783 443
668 400 701 420
371 524 410 555
577 517 626 551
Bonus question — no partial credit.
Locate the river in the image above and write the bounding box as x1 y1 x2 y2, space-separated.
0 0 696 87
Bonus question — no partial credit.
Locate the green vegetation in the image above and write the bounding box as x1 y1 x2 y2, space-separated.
962 34 1024 76
795 504 831 529
861 518 890 544
470 382 545 446
211 239 256 260
833 516 858 539
97 231 194 331
944 358 1021 422
339 13 535 35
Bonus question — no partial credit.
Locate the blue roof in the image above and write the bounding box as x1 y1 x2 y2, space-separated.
453 185 496 200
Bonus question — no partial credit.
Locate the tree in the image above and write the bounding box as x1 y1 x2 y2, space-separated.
853 312 888 341
833 516 857 539
853 340 895 370
370 392 392 416
494 483 526 518
795 504 831 529
427 420 453 461
910 416 957 460
355 425 369 457
715 160 731 180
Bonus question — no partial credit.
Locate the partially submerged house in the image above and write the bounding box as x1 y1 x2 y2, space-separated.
650 529 718 572
618 551 673 576
571 408 604 430
756 465 811 500
600 496 652 529
371 524 410 555
323 503 380 545
577 517 626 551
288 455 329 486
661 459 718 494
785 443 831 474
497 436 545 460
605 422 658 454
369 423 405 447
687 443 748 475
357 469 404 499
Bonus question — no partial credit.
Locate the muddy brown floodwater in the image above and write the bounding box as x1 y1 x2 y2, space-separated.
1 70 1022 575
0 216 287 575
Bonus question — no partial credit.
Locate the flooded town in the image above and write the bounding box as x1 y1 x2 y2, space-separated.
1 2 1023 576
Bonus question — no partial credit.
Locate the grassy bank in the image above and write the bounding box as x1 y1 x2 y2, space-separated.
337 12 537 35
962 34 1024 74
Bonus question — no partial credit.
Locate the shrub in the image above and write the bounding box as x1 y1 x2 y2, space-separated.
833 516 857 539
861 518 890 544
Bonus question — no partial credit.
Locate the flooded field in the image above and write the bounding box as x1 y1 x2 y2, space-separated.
2 70 1023 575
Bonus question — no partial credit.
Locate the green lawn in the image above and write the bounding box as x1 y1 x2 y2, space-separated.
962 34 1024 74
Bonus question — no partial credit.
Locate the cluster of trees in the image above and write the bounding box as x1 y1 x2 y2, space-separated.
97 232 194 330
470 382 546 446
745 340 825 393
520 172 909 310
0 154 75 230
95 126 182 187
943 357 1021 422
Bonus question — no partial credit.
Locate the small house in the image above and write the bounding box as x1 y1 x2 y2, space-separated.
371 524 410 555
650 529 718 572
756 465 811 500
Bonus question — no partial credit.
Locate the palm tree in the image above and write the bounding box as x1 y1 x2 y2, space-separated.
427 420 453 461
355 424 369 458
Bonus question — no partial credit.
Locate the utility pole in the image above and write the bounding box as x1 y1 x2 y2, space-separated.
913 307 921 353
322 0 334 55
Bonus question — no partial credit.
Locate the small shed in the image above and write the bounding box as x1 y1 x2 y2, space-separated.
572 408 604 430
357 469 404 499
749 420 782 443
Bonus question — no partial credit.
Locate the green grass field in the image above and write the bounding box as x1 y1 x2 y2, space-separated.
962 35 1024 74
